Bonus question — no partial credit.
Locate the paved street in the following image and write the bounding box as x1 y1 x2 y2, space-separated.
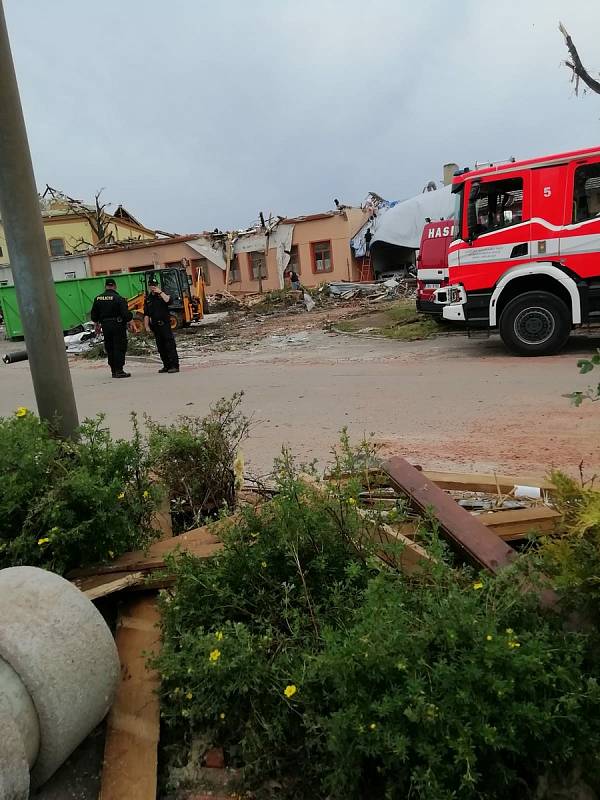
2 330 599 479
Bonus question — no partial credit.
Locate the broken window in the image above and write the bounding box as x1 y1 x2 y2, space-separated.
288 245 301 275
49 238 66 257
191 257 211 286
573 162 600 223
250 251 267 280
312 241 332 273
229 256 241 283
471 179 524 237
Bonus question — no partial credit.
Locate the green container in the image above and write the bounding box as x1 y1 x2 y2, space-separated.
0 272 147 340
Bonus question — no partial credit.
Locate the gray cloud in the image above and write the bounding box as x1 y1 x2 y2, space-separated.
4 0 600 232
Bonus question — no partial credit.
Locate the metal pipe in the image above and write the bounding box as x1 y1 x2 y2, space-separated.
3 350 28 364
0 2 78 437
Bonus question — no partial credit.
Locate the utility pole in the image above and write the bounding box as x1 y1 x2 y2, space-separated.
0 1 78 437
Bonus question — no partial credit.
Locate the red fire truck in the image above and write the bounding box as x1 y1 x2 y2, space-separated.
416 220 455 317
434 145 600 355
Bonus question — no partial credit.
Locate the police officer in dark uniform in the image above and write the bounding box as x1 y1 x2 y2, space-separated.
90 278 133 378
144 278 179 373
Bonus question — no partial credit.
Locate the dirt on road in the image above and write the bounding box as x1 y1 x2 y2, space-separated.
2 308 599 479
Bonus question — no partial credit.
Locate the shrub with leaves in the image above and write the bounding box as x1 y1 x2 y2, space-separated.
0 410 159 575
565 350 600 405
155 445 600 799
542 470 600 616
147 393 250 532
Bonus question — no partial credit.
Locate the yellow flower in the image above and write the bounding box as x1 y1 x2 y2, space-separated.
284 684 297 699
486 635 493 641
472 581 484 590
15 407 27 418
108 550 114 559
143 490 149 500
117 492 125 501
505 628 514 635
186 691 193 700
173 687 181 695
181 709 190 718
215 631 224 641
37 537 49 546
209 649 221 662
369 722 377 731
348 497 357 505
219 712 226 720
508 640 521 649
261 561 267 568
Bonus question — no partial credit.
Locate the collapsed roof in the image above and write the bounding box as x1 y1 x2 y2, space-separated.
352 185 455 255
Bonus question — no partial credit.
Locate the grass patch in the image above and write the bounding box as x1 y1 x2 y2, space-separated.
336 300 453 341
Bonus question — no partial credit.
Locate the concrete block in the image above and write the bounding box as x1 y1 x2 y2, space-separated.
0 567 119 788
0 707 30 800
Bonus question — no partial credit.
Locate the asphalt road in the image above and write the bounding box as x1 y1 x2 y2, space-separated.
2 329 599 480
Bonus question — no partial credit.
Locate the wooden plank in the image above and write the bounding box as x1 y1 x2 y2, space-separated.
76 571 146 600
479 506 561 541
423 470 555 495
70 521 229 579
382 456 516 572
99 594 161 800
332 467 554 495
371 522 433 574
150 492 173 541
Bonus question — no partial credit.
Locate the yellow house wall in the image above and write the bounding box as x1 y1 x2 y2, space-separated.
0 212 155 266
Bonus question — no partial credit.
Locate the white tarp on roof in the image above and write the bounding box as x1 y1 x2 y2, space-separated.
373 185 454 249
186 238 227 271
352 186 455 255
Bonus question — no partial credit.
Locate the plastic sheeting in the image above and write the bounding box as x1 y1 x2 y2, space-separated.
186 238 228 271
352 186 455 254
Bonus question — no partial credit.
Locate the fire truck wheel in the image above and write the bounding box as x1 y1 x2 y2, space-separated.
499 291 571 356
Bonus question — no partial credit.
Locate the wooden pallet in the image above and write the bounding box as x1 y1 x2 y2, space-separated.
99 594 161 800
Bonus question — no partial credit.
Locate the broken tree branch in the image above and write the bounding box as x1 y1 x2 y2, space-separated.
559 21 600 96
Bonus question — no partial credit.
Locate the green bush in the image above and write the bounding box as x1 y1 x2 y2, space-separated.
147 393 250 532
154 449 600 799
0 409 159 575
542 471 600 617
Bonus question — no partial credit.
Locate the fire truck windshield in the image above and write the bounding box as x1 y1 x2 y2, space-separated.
451 183 463 241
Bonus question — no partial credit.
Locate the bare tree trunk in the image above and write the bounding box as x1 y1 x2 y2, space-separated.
559 22 600 95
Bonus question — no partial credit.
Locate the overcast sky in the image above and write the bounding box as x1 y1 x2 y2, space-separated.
4 0 600 233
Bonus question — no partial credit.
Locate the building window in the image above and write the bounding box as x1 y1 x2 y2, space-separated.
573 162 600 222
129 265 153 273
249 251 267 280
288 245 301 275
49 238 66 257
191 257 211 286
65 271 76 279
109 269 122 275
0 280 8 286
470 178 524 236
95 271 107 276
228 256 241 284
311 240 332 273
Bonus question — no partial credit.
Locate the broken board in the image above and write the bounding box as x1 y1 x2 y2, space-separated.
99 594 161 800
480 506 561 541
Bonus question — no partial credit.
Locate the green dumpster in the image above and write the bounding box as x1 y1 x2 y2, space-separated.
0 272 146 340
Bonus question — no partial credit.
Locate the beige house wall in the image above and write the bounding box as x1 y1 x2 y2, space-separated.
88 239 225 293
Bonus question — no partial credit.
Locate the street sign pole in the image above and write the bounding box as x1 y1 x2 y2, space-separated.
0 1 79 437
